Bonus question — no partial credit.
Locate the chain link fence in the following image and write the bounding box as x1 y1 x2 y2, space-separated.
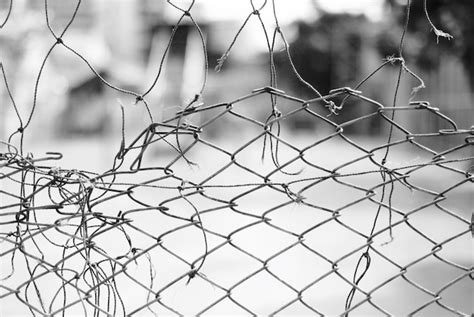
1 0 473 316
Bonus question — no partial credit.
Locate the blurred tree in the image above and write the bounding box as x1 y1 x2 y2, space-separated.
275 13 372 133
277 13 367 97
275 1 473 133
381 0 473 88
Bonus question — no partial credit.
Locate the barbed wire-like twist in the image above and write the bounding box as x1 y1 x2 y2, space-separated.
1 0 472 316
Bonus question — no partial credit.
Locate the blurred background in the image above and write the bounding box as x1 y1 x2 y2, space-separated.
1 0 472 160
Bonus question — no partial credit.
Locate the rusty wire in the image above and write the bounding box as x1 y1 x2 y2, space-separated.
1 0 473 316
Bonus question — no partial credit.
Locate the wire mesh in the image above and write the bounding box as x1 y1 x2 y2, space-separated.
1 0 473 316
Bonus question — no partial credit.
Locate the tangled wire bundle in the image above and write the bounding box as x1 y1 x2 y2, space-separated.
1 0 473 316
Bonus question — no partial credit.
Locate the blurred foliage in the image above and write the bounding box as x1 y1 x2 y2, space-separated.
381 0 473 88
274 13 372 133
275 2 472 132
277 13 367 97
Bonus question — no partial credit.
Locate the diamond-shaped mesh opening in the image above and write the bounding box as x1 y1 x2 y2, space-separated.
200 160 266 188
436 180 473 216
386 183 440 215
197 206 256 236
159 275 227 315
300 178 370 210
303 220 367 261
231 270 297 315
336 249 402 290
371 275 436 316
231 222 296 260
302 135 370 171
231 185 295 217
264 202 331 234
337 199 404 236
371 222 436 265
432 231 471 263
267 244 332 289
404 257 471 294
435 273 473 315
199 244 261 288
122 206 189 240
408 205 470 242
160 225 226 264
302 272 358 316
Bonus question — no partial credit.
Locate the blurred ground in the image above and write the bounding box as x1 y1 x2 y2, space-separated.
1 133 471 316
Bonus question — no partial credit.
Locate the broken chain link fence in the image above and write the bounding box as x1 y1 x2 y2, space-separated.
1 0 473 316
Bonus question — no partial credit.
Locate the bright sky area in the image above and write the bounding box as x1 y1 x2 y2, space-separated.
191 0 384 23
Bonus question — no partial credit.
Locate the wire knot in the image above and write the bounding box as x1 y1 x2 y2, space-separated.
186 268 198 285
